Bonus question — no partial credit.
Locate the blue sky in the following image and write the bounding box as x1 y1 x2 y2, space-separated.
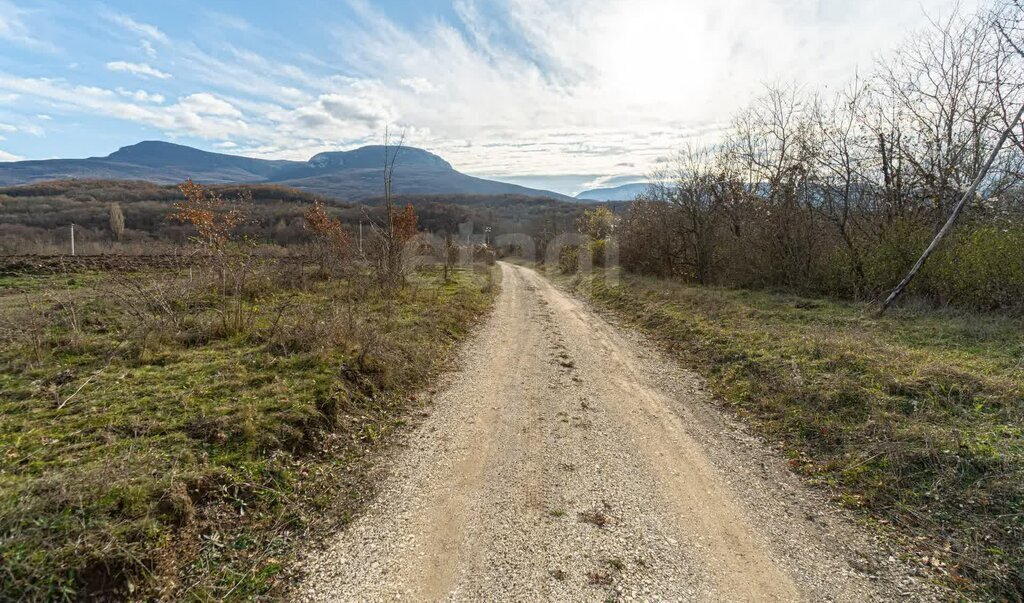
0 0 978 195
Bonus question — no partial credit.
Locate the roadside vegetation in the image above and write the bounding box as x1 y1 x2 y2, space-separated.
0 181 497 600
607 4 1024 312
563 270 1022 599
530 4 1024 599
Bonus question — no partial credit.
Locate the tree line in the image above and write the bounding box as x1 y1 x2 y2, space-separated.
618 2 1024 309
0 180 586 257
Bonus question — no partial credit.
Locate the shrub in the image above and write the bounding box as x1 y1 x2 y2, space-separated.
929 226 1024 309
558 244 580 273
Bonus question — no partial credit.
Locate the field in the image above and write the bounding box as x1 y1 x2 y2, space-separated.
0 259 496 600
561 268 1024 600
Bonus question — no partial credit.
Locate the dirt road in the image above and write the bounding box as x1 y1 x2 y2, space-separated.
299 263 938 602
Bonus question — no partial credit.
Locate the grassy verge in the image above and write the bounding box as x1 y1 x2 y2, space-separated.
0 263 496 600
560 268 1023 600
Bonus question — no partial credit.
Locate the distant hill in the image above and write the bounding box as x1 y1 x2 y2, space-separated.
575 182 651 201
0 141 574 202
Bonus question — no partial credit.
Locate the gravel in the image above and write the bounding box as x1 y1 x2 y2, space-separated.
297 262 945 602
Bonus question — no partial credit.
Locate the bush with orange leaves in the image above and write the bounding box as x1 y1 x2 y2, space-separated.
304 200 351 274
392 203 418 244
372 202 421 291
168 180 260 316
168 179 248 251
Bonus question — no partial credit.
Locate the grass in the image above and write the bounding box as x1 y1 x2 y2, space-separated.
560 267 1023 601
0 271 103 293
0 262 496 600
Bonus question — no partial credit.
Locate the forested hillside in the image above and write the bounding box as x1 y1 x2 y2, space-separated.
0 180 586 256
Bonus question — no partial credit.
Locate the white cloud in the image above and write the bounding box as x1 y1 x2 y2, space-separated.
106 14 168 43
177 93 241 117
0 1 58 52
0 120 43 136
0 149 24 161
0 75 265 142
106 61 171 80
399 77 438 95
116 88 165 103
318 92 392 124
0 0 988 188
322 0 985 178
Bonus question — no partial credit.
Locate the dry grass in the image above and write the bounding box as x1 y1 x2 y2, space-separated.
0 261 496 600
564 267 1024 600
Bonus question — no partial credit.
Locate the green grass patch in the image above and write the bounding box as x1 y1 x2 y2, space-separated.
562 268 1023 600
0 263 496 600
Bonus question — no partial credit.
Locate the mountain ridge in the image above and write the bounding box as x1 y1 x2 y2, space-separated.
0 141 574 202
575 182 651 201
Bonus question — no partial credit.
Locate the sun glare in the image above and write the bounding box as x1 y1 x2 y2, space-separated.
590 1 714 108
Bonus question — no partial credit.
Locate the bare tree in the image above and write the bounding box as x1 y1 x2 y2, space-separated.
660 145 738 284
374 127 407 290
808 79 877 294
612 2 1024 310
875 9 1006 222
727 84 820 287
880 2 1024 312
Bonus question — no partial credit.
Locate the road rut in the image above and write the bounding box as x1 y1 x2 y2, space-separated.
299 262 939 602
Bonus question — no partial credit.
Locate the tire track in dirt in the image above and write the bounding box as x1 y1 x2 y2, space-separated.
298 263 942 602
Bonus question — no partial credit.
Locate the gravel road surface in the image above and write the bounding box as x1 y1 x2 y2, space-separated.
298 262 941 602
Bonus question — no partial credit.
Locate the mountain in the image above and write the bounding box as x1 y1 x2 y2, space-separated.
575 182 651 201
0 141 573 201
0 141 303 185
105 141 299 178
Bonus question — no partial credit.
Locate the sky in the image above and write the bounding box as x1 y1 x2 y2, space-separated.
0 0 981 195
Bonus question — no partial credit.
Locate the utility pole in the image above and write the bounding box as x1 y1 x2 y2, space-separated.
879 99 1024 314
70 223 75 256
880 17 1024 314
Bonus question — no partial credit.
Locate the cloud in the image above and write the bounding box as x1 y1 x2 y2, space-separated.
318 93 392 124
177 93 242 117
0 0 988 190
106 61 171 80
116 88 165 103
106 14 168 43
0 1 58 52
399 77 438 94
0 75 266 141
0 149 23 161
322 0 986 180
0 119 43 136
